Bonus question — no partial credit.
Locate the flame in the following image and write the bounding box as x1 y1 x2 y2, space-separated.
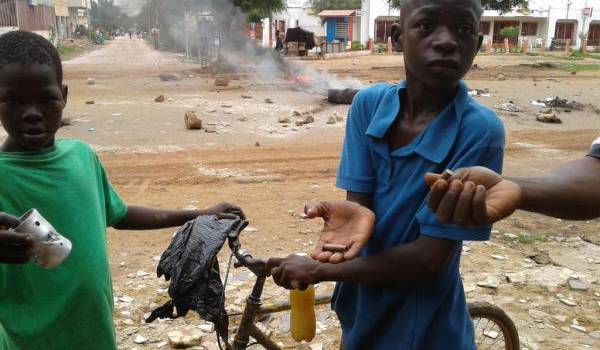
286 74 312 85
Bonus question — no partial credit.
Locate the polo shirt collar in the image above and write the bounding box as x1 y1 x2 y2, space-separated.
365 80 469 164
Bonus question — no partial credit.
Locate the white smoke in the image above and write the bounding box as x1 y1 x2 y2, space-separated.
154 0 363 94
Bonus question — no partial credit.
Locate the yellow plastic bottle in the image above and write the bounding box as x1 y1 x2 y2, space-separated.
290 284 316 342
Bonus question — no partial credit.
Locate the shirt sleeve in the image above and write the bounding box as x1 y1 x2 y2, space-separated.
588 137 600 159
416 144 504 241
94 155 128 227
335 95 376 194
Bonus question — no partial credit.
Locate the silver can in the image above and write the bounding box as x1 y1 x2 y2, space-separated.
12 209 72 268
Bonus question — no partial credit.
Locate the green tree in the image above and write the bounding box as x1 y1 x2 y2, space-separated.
91 0 133 33
309 0 363 14
388 0 529 12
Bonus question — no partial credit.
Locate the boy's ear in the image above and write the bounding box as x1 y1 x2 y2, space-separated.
391 22 403 52
61 84 69 106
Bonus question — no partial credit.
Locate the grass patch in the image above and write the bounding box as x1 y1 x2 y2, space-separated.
57 40 96 61
562 62 600 72
516 233 546 244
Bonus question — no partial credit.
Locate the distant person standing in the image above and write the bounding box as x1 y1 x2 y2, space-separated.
151 26 160 50
275 30 283 54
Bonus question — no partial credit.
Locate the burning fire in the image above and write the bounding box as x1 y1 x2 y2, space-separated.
286 74 312 85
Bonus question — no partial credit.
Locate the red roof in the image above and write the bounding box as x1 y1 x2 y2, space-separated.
318 10 356 17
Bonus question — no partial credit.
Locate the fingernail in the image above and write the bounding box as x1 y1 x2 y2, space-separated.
451 180 462 191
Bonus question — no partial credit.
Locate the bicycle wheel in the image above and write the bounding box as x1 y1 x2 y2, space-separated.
469 302 520 350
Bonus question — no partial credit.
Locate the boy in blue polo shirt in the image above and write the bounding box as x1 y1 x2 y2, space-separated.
268 0 504 349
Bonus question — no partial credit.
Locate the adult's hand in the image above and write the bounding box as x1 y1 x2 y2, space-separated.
267 254 321 290
305 201 375 264
0 212 34 264
425 167 522 226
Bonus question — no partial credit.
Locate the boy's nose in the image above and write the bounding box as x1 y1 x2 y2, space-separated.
432 29 459 55
22 106 44 123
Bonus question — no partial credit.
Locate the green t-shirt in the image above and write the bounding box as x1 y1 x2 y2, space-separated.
0 139 128 350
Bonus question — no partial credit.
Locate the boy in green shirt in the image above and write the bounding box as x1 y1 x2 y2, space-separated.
0 31 244 350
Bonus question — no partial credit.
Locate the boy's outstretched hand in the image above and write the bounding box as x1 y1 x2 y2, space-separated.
0 212 34 264
305 200 375 264
425 167 522 226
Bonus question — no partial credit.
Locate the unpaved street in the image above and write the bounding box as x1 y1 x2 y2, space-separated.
51 38 600 349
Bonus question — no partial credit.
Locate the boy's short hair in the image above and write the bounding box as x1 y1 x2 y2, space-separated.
0 30 63 84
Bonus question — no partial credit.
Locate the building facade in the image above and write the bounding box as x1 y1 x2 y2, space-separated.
481 0 599 49
360 0 400 45
0 0 56 39
67 0 91 38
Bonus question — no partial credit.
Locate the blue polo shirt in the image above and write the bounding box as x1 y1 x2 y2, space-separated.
589 137 600 159
334 81 505 350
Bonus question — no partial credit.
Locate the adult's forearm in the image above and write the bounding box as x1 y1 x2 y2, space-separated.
514 157 600 220
114 206 203 230
316 238 455 284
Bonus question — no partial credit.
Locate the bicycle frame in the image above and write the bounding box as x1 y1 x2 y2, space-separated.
230 269 332 350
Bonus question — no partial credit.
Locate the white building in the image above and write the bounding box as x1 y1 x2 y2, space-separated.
272 0 324 36
360 0 400 45
481 0 600 49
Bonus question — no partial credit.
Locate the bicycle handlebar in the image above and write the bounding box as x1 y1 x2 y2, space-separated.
227 220 268 277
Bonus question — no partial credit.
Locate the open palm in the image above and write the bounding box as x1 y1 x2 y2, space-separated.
305 201 375 264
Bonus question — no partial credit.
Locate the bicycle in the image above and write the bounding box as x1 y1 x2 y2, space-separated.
218 231 520 350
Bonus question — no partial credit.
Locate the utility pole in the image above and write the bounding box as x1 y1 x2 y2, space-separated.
566 0 573 19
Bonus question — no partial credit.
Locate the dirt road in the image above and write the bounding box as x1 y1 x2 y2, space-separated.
47 39 600 349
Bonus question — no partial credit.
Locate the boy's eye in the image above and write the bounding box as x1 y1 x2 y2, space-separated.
458 24 475 35
418 22 433 32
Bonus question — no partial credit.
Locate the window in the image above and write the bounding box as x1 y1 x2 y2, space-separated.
335 20 349 39
521 22 538 36
480 21 491 35
555 22 575 41
589 23 600 46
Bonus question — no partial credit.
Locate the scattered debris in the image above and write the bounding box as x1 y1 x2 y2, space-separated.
160 73 181 82
254 142 260 147
206 108 217 113
204 124 217 133
295 113 315 126
264 98 274 104
133 334 148 344
328 88 359 105
494 101 523 113
278 116 291 124
520 62 561 69
327 116 336 124
184 111 203 130
155 95 165 103
333 111 344 122
528 251 553 265
477 276 500 289
85 100 95 105
167 327 203 349
568 277 589 291
468 88 491 98
60 118 72 127
540 96 585 111
531 100 547 107
545 78 561 82
292 110 302 117
237 116 248 122
86 78 96 85
496 73 506 81
214 77 229 87
241 94 252 99
536 109 563 124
